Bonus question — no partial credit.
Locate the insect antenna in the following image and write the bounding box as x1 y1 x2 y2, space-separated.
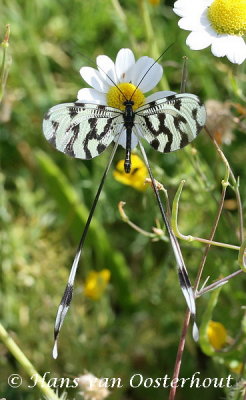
77 52 128 101
129 42 174 102
52 132 123 359
136 135 198 341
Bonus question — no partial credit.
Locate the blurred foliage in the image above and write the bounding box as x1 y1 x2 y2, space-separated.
0 0 246 399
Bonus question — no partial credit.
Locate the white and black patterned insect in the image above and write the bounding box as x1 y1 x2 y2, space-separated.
42 52 206 358
43 93 205 173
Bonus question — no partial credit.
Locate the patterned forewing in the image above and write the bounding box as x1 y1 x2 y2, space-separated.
43 103 122 159
135 94 206 152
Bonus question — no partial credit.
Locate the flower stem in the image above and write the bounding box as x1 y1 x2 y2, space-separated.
110 0 137 50
0 24 11 103
180 56 188 93
194 162 229 293
172 180 245 254
196 269 243 297
138 0 170 91
118 201 155 238
205 126 244 243
145 177 172 219
168 310 191 400
238 238 246 271
0 323 61 400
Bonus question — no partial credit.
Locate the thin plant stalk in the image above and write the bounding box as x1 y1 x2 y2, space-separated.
138 0 170 91
0 323 61 400
196 269 243 297
118 201 156 238
238 238 246 271
168 310 191 400
0 24 10 103
205 126 244 243
110 0 137 50
171 180 245 253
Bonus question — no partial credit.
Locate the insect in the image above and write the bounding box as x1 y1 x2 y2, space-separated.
42 49 206 358
43 94 205 174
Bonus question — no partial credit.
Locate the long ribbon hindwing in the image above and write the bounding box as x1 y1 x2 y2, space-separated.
42 91 206 357
136 94 206 152
43 103 123 159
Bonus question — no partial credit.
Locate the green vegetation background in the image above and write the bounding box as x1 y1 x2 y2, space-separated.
0 0 245 399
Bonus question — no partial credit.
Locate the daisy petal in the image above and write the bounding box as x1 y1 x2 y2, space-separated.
115 48 135 83
186 29 213 50
225 36 246 65
210 34 246 64
130 57 163 93
146 91 176 103
96 55 117 87
178 10 210 31
77 88 107 105
211 35 229 57
174 0 212 17
80 67 109 92
179 17 201 31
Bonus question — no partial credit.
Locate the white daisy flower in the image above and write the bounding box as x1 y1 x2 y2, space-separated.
77 48 175 149
173 0 246 64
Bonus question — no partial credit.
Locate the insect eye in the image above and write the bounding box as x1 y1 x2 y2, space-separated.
123 100 135 106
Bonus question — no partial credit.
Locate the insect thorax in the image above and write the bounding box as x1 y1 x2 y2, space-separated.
123 100 135 125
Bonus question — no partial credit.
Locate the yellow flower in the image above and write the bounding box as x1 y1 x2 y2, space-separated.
207 320 227 350
113 154 148 191
84 269 111 300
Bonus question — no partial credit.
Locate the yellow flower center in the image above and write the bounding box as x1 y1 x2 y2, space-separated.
208 0 246 35
107 82 145 111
